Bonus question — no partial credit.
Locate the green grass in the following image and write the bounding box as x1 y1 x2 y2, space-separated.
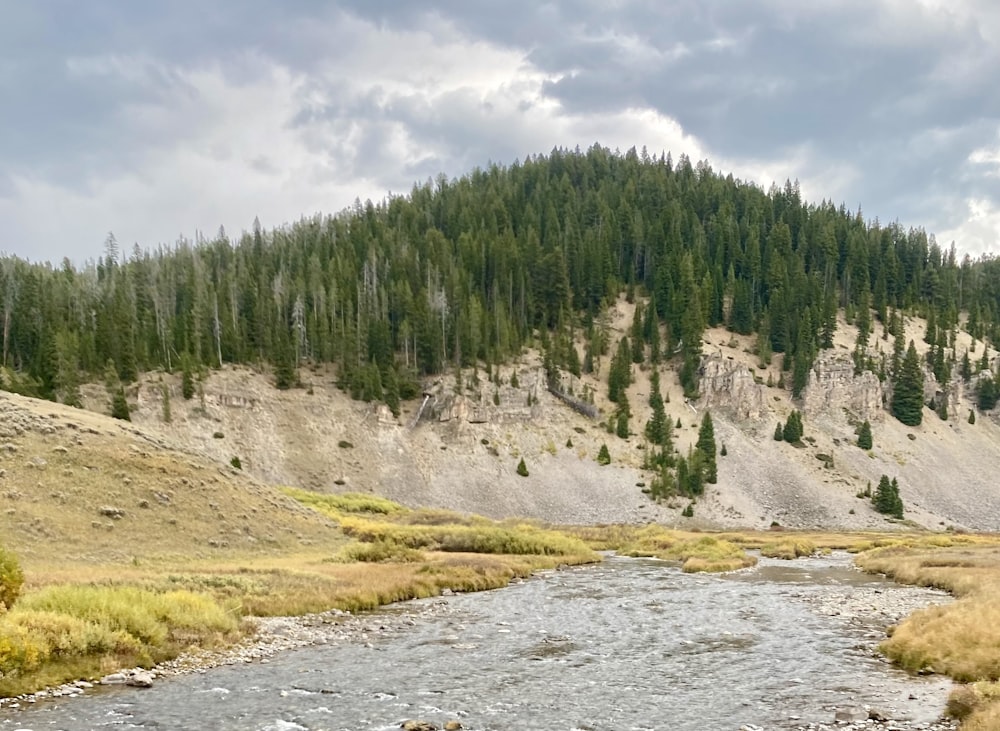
281 487 404 515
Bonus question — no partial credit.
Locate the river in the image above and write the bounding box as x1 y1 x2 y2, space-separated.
0 554 954 731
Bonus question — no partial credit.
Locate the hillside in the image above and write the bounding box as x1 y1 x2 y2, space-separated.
0 389 342 571
32 299 995 534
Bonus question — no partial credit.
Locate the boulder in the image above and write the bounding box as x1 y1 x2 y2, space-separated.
126 670 154 688
400 721 437 731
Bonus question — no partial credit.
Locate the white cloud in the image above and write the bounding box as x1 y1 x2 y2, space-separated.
937 198 1000 256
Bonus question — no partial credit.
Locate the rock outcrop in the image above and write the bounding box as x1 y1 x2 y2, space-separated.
802 352 884 422
698 354 767 420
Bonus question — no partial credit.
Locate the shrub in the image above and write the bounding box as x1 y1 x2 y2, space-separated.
230 456 242 470
333 540 425 563
0 546 24 612
516 458 529 477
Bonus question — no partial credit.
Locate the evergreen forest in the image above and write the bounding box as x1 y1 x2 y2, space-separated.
2 144 1000 416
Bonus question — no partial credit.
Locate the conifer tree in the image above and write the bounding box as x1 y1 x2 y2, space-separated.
873 474 904 518
774 422 784 441
891 341 924 426
857 419 873 450
181 354 195 400
596 443 611 465
782 410 803 443
516 457 529 477
695 411 718 483
608 336 631 403
978 375 999 411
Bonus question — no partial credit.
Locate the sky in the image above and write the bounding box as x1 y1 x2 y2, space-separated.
2 1 1000 264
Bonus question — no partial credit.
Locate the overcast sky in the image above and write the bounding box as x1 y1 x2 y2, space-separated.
2 1 1000 264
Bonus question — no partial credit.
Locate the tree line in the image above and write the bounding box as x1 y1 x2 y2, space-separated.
2 144 999 418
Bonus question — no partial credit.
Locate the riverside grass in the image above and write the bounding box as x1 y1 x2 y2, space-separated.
1 492 598 697
853 540 1000 729
0 586 240 696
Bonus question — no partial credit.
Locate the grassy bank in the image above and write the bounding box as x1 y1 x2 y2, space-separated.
853 538 1000 729
1 493 598 697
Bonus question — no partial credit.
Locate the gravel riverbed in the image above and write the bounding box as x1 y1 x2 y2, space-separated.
0 567 964 731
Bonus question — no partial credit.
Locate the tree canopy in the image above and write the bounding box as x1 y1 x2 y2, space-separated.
0 145 994 423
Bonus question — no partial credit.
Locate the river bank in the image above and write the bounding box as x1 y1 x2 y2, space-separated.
0 557 963 731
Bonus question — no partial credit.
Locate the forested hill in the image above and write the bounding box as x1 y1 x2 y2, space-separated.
2 144 1000 413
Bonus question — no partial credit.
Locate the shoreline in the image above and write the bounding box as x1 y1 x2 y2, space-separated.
0 561 962 730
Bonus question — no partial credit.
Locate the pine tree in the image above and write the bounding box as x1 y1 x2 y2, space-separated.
110 385 130 421
696 411 718 483
181 354 195 400
596 443 611 465
873 475 894 514
873 475 904 518
969 409 977 424
161 382 172 423
978 375 999 411
889 477 904 518
961 351 972 382
608 336 631 403
857 420 873 450
782 410 803 443
774 422 784 441
615 406 630 439
891 341 924 426
516 457 529 477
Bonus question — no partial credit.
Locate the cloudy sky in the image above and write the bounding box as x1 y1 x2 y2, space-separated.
2 1 1000 264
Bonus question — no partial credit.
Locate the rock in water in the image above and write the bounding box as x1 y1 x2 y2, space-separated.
400 721 437 731
126 671 154 688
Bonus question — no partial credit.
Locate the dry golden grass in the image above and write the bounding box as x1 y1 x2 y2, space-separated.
568 525 757 572
759 538 820 559
850 539 1000 729
1 467 599 697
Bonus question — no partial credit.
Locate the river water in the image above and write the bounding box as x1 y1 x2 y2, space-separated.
0 554 953 731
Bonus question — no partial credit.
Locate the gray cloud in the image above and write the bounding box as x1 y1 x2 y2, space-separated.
1 0 999 261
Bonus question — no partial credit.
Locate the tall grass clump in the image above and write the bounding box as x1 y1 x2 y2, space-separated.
760 538 817 559
281 487 404 516
336 516 594 559
0 586 239 695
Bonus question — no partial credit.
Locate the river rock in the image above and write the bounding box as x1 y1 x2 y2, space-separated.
100 672 127 684
834 707 866 722
444 722 462 731
401 721 437 731
126 670 155 688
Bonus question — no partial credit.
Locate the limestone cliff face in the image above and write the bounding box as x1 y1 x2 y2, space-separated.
698 354 767 420
802 352 884 422
425 369 543 426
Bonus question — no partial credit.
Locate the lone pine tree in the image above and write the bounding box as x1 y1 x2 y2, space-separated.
695 411 718 484
857 420 873 450
891 341 924 426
